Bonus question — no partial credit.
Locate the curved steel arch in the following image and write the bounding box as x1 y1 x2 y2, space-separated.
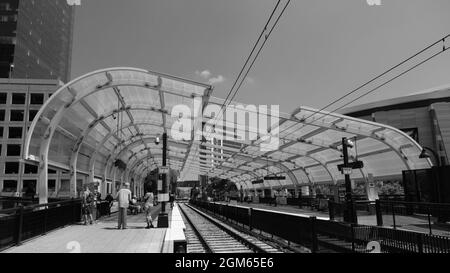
24 67 432 204
88 121 164 184
24 67 211 204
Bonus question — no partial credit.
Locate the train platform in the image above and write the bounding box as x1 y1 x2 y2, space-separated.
2 203 185 253
216 201 450 237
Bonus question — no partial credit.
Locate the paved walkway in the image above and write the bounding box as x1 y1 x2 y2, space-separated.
3 205 170 253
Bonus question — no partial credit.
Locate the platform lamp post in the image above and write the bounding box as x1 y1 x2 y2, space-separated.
342 137 357 223
157 132 169 228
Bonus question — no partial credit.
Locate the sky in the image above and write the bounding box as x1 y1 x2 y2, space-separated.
71 0 450 115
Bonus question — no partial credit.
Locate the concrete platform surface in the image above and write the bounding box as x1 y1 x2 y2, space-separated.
3 205 169 253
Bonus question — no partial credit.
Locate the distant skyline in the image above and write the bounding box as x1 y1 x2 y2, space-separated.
71 0 450 114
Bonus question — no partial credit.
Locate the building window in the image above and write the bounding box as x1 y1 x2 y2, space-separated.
0 127 3 137
0 3 12 11
30 93 44 105
24 164 38 174
0 93 6 104
0 110 5 121
22 180 36 193
5 162 20 174
8 127 22 138
10 110 24 121
60 179 70 191
48 179 56 191
7 144 21 156
29 110 38 121
2 180 17 192
12 93 26 104
48 168 57 174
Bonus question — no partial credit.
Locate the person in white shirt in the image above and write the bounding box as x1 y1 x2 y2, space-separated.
115 182 132 229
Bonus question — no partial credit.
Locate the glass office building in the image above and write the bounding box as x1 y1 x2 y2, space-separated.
0 0 75 83
0 78 63 199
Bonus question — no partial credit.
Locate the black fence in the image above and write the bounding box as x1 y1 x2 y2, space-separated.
376 200 450 234
258 197 277 206
191 200 450 253
0 199 82 251
286 197 317 208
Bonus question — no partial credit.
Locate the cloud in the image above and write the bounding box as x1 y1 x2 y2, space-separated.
195 70 211 79
208 75 225 85
246 77 255 84
195 69 226 85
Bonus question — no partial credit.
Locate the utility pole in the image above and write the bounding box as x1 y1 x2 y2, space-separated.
342 137 357 223
157 132 169 228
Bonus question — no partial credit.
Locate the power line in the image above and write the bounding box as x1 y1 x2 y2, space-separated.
280 34 449 135
328 46 449 116
220 0 283 108
182 0 291 180
227 0 292 104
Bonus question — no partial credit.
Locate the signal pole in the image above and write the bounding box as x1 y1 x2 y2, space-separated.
342 137 357 223
157 132 169 228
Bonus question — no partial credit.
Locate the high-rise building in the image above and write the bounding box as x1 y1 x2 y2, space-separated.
0 78 64 201
0 0 75 83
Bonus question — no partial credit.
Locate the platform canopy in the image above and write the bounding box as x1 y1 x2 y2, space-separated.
194 102 432 191
24 67 432 202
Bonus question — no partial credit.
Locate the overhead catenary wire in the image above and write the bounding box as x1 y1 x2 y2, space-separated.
205 36 450 182
182 0 291 180
206 0 291 133
219 0 283 109
204 0 292 152
278 34 450 136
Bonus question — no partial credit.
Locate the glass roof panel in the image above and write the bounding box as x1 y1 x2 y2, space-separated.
282 142 319 155
307 166 333 183
360 151 406 177
25 69 432 187
292 169 311 184
306 129 355 146
122 86 161 109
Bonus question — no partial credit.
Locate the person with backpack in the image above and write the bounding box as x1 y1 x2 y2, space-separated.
82 186 95 225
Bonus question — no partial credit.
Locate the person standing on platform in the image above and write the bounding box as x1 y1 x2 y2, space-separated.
82 186 94 225
92 188 100 220
169 192 175 208
143 191 155 229
115 182 132 229
105 193 114 216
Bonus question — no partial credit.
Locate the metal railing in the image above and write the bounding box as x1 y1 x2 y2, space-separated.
191 199 450 253
0 199 82 251
376 200 450 234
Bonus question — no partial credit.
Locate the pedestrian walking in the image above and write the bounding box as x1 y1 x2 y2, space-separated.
143 191 155 229
82 186 94 225
115 182 132 229
169 192 174 209
92 188 100 220
105 193 114 216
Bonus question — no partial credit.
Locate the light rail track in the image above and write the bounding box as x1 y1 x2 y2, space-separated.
179 203 283 253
